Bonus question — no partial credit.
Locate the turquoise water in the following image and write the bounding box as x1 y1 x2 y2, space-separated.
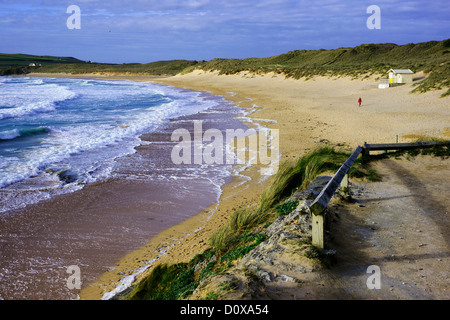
0 76 221 212
0 76 252 300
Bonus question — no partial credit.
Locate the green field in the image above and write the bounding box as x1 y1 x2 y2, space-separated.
1 38 449 95
0 53 87 75
0 53 83 66
30 59 200 76
0 53 199 77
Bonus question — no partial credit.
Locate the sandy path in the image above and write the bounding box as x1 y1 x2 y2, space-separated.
313 155 449 299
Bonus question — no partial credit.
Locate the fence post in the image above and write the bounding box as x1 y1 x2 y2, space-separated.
308 146 363 249
339 174 349 199
312 214 324 248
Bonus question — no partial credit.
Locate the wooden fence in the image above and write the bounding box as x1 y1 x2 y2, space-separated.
308 140 449 249
363 141 450 156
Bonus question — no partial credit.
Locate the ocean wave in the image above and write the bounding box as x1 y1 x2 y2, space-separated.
0 129 20 140
0 127 50 141
0 83 76 120
0 77 224 201
28 79 44 85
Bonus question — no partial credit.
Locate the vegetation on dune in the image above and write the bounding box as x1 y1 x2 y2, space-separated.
198 40 450 97
1 39 449 95
126 232 267 300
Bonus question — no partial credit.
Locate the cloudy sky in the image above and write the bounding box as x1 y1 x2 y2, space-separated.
0 0 448 63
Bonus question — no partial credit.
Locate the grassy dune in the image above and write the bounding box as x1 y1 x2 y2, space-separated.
198 39 450 96
1 39 449 95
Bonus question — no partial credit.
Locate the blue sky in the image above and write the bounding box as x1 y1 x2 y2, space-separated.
0 0 449 63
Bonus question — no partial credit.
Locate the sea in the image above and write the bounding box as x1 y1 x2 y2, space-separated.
0 76 250 300
0 76 235 212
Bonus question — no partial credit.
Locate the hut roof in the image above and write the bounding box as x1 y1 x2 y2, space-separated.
388 69 413 74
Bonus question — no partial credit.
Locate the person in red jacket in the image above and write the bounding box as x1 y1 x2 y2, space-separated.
358 97 362 107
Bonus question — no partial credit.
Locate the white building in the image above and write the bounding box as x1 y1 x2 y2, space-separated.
387 69 414 84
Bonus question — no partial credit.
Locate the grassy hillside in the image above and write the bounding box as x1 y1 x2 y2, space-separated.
0 53 84 66
198 39 450 96
200 41 447 77
0 53 198 76
0 53 86 75
1 39 449 95
36 59 200 76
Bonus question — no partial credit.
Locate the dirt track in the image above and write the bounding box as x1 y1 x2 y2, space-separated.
312 154 449 299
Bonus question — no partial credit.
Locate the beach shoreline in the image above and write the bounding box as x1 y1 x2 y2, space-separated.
0 74 257 300
22 71 449 300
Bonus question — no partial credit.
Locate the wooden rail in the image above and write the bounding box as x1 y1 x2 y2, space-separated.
363 141 450 156
307 140 449 248
309 146 363 248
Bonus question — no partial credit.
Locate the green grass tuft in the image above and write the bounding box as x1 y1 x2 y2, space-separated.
274 200 299 216
127 263 197 300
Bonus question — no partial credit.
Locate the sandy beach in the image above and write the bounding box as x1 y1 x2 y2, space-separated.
21 71 449 300
45 70 445 300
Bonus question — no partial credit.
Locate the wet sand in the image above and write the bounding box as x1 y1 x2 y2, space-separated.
0 85 248 300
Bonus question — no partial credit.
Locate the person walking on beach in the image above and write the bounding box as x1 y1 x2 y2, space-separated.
358 97 362 107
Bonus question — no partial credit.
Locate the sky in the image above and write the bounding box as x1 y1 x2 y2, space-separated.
0 0 449 64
